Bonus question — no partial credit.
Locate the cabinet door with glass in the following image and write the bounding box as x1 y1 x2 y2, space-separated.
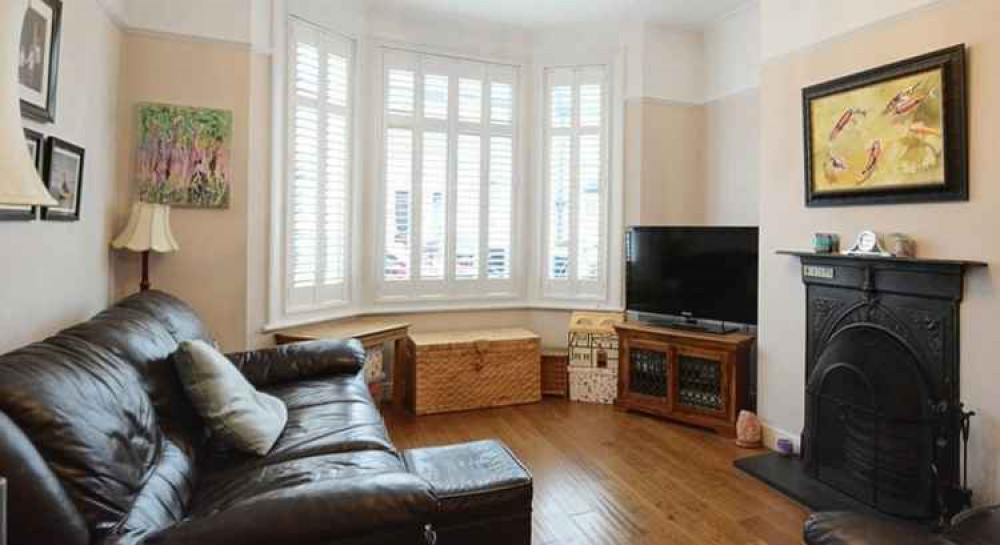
673 345 731 419
618 337 672 411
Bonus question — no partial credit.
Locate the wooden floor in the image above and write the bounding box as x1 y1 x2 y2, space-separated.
384 398 810 545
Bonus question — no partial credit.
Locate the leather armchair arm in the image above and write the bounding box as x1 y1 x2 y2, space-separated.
139 473 436 545
226 339 365 388
803 512 947 545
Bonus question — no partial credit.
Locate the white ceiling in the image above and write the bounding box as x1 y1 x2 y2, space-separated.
365 0 753 29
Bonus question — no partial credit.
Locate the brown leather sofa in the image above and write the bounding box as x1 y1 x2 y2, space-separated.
0 291 532 545
804 507 1000 545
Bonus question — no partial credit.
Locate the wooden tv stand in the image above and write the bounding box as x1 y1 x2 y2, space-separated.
614 321 755 437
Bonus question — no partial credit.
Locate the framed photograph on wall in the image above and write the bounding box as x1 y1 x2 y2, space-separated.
18 0 63 123
41 137 84 221
0 129 44 221
803 45 968 207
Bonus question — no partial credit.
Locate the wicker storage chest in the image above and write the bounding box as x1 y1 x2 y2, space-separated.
408 329 542 415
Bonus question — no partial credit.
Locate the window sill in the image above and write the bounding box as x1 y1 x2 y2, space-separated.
262 298 623 333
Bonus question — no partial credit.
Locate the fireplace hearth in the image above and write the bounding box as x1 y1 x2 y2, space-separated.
738 252 985 524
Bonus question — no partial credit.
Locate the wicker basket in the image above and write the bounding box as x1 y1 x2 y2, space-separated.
408 329 541 415
541 348 569 397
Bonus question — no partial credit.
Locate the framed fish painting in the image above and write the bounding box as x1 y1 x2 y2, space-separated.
803 45 967 207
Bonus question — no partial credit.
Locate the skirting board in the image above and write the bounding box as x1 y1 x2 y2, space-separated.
762 422 801 454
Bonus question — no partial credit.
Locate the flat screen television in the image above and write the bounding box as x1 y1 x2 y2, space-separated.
626 226 759 330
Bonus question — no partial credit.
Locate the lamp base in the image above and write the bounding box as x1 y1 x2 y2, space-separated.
140 250 151 292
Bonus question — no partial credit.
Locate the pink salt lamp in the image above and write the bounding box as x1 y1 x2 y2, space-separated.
736 410 763 448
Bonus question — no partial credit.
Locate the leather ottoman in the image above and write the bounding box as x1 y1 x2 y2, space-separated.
403 440 533 545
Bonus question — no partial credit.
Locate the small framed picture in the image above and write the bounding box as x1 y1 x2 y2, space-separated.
42 137 84 221
18 0 63 123
0 129 44 222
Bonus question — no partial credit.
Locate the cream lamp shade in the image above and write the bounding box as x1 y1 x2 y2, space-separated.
112 202 180 253
0 0 57 206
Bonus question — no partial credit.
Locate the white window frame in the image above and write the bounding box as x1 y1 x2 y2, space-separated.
372 46 524 308
268 15 364 327
534 61 624 309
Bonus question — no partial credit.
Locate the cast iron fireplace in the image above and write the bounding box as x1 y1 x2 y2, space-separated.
737 252 984 523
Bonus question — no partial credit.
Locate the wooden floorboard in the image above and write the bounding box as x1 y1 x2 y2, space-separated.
384 398 810 545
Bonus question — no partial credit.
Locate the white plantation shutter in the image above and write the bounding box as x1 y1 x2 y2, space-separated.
384 128 413 280
455 134 480 279
420 132 448 279
488 136 513 279
380 50 518 300
285 20 355 311
543 66 609 298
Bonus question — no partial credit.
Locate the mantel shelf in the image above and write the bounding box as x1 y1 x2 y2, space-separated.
776 250 988 269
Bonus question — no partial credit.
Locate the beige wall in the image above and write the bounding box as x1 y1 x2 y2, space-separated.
113 33 252 351
758 0 1000 503
625 98 708 226
0 2 122 354
704 89 760 226
624 93 759 228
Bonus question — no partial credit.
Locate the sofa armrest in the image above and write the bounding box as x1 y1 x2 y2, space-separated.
139 473 436 545
803 512 946 545
226 339 365 387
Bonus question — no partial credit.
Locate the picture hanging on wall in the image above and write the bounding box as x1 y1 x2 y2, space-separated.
0 129 44 221
803 44 967 207
135 103 234 209
42 136 84 221
18 0 62 123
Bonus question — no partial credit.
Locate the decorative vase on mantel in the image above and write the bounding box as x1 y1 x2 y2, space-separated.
736 410 763 449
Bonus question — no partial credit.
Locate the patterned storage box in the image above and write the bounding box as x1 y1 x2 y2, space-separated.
409 329 542 415
569 366 618 405
567 312 623 404
568 312 624 369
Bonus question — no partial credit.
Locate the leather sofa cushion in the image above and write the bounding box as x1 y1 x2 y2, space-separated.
0 335 162 536
191 450 407 516
198 375 395 474
226 339 365 388
0 291 215 544
947 506 1000 544
144 472 437 545
803 512 949 545
112 440 196 543
404 440 532 520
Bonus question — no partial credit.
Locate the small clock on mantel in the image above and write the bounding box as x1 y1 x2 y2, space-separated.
846 230 891 256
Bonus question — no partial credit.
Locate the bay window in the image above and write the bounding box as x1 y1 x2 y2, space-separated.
377 49 519 302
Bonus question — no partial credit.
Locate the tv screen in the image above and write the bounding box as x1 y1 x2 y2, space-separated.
626 227 759 326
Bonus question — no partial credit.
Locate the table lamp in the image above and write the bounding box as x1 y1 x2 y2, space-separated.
112 202 180 292
0 0 57 207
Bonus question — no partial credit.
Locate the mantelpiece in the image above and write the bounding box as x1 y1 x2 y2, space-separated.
776 250 987 270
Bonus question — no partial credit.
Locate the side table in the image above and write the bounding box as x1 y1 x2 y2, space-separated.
275 319 411 408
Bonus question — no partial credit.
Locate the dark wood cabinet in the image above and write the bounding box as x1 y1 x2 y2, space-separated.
615 322 755 437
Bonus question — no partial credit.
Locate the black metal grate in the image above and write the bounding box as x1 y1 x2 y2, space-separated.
629 349 668 398
678 355 723 411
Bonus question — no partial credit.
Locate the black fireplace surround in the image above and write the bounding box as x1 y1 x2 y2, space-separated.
740 252 983 523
